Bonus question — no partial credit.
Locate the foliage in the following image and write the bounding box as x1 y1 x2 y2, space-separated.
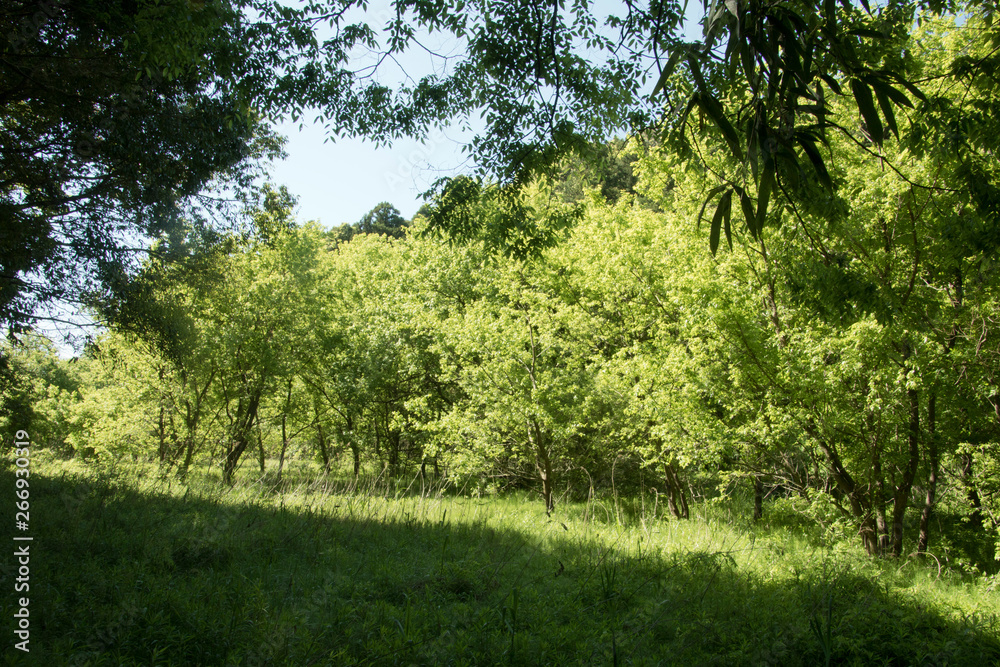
7 0 1000 568
6 458 999 664
0 334 81 452
333 201 409 242
0 0 285 340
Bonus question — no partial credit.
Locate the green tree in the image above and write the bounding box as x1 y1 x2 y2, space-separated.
334 202 409 242
0 0 287 339
0 334 81 452
625 13 1000 555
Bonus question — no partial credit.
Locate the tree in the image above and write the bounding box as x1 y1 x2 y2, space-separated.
0 333 81 452
334 202 409 242
623 12 1000 555
10 0 990 349
0 0 288 341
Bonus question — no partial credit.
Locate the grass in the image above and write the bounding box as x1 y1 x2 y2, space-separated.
2 455 999 665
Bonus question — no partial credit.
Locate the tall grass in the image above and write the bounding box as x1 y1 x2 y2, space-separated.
2 455 998 665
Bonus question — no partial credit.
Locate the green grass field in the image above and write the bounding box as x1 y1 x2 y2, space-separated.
2 456 999 665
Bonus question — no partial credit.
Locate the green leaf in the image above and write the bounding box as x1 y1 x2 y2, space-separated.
850 79 883 144
797 135 833 189
848 28 887 38
710 190 733 255
677 96 699 131
756 156 775 233
733 184 758 239
686 54 709 93
892 77 927 102
697 93 743 159
873 85 898 140
823 0 837 28
740 42 756 88
869 77 914 109
818 73 842 96
723 190 733 250
652 48 684 98
697 185 728 229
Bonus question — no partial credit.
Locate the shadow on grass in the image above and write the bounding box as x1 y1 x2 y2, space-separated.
1 467 998 666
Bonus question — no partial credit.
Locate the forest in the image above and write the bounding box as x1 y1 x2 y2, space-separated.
3 0 1000 663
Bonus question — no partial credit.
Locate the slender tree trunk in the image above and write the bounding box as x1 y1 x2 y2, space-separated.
917 392 939 554
181 437 195 480
960 453 985 530
753 475 764 521
388 431 400 473
352 443 361 477
662 461 689 519
157 367 168 462
346 414 360 477
177 371 213 480
256 424 266 474
316 422 330 474
872 431 889 555
890 387 921 557
276 379 292 483
530 419 554 513
222 387 263 485
157 402 167 463
810 423 880 555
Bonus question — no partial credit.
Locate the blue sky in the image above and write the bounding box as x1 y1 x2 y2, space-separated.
265 0 479 227
266 117 476 228
44 1 706 354
265 1 705 229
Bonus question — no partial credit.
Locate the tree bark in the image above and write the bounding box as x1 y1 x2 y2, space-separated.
277 379 293 483
257 423 266 473
530 418 554 513
222 386 263 485
157 366 168 462
809 422 880 555
753 475 764 522
890 387 921 557
871 428 889 555
960 452 984 530
662 461 689 519
316 421 330 474
917 392 938 554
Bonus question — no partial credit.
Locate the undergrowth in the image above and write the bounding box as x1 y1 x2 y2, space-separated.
2 456 998 665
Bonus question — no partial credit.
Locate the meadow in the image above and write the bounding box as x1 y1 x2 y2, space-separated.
2 454 998 666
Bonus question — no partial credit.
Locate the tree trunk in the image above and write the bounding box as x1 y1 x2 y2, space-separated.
257 423 266 474
890 387 921 557
753 475 764 521
316 422 330 474
180 437 195 480
530 419 554 513
871 428 890 555
810 423 880 555
388 430 400 473
662 461 689 519
917 392 938 554
158 407 167 462
176 371 213 480
222 387 263 485
276 379 293 483
960 453 985 530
